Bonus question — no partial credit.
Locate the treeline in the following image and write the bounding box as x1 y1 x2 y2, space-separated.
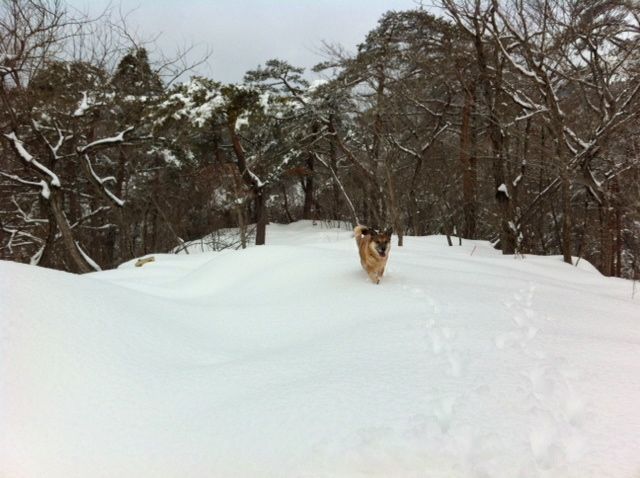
1 0 639 279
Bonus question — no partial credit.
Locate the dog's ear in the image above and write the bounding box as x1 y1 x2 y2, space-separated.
384 227 393 236
360 227 370 235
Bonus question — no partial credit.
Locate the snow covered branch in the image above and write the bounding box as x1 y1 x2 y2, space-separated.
262 150 298 188
314 152 359 225
11 197 47 224
331 129 378 186
0 171 51 199
75 241 102 271
4 132 61 187
32 120 67 161
72 91 90 117
1 226 44 254
77 127 135 154
81 154 125 207
69 206 111 230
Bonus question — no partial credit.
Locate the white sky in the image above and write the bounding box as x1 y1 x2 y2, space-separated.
68 0 425 83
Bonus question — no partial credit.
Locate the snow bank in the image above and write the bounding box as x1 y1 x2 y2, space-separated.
1 221 639 477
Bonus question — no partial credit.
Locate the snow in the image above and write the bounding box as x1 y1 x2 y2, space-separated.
163 78 227 128
38 179 50 199
308 78 329 92
75 241 102 271
247 167 265 188
72 91 90 117
259 91 270 113
1 221 639 477
4 132 61 187
498 183 510 198
82 155 125 207
234 112 250 131
190 93 226 127
157 148 182 167
0 172 51 199
513 174 523 187
77 127 134 154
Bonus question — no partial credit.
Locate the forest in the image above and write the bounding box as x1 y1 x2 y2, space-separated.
1 0 639 279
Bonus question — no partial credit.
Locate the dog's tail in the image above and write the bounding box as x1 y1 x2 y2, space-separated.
354 225 368 238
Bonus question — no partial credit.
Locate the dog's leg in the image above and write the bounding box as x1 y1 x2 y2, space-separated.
368 271 380 284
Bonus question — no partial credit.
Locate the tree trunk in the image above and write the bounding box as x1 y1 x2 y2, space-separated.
384 156 403 246
48 189 93 273
237 205 247 249
282 184 294 223
460 82 477 239
255 190 266 246
150 207 158 253
561 171 573 264
302 147 315 220
371 67 395 234
227 119 267 246
116 147 132 263
328 119 341 219
615 209 622 277
38 199 58 268
407 147 428 236
500 198 517 255
409 190 420 236
473 25 515 254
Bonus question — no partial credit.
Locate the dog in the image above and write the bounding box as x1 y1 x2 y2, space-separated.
354 225 392 284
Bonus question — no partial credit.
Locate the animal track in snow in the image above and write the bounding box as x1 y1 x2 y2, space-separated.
501 284 588 472
529 407 563 469
447 353 463 378
426 322 466 377
563 386 586 427
494 330 522 349
421 293 468 434
400 283 441 314
432 395 457 433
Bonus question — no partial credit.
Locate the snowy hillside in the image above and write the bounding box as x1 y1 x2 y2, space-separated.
1 221 639 478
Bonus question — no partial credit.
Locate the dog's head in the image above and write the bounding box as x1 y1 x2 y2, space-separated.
361 227 393 258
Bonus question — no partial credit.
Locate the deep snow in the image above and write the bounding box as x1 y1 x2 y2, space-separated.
1 221 639 477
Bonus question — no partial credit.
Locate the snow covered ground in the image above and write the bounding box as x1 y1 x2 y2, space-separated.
1 221 639 477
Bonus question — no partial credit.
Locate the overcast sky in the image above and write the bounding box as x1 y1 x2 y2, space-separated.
68 0 425 83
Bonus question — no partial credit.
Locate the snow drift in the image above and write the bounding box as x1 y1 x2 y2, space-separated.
1 221 639 477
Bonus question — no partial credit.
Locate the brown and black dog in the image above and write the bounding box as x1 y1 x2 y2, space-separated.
354 225 392 284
